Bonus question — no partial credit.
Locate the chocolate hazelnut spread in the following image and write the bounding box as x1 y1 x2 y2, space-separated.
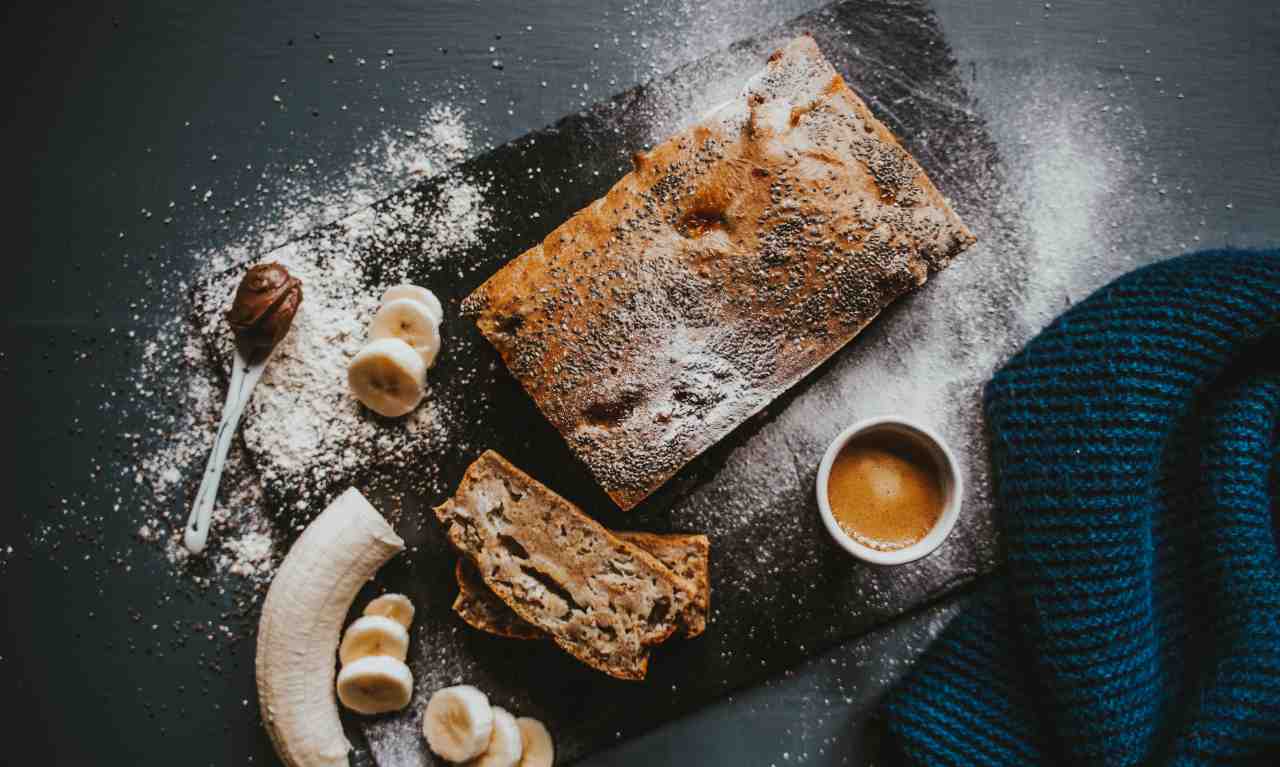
226 263 302 357
826 431 943 551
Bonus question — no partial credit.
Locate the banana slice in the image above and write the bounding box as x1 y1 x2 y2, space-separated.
369 298 441 369
472 707 523 767
516 717 554 767
338 615 409 665
422 685 494 763
348 338 427 418
335 655 414 715
381 284 443 326
363 593 415 629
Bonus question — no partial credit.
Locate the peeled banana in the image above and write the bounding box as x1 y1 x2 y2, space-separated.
255 488 404 767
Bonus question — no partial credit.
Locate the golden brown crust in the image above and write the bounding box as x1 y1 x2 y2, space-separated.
433 450 699 680
463 36 975 509
453 531 710 640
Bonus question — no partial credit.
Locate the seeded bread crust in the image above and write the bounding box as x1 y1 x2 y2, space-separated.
454 531 710 640
462 36 976 509
434 450 697 680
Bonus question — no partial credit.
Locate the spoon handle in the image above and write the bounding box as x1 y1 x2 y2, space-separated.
183 347 269 554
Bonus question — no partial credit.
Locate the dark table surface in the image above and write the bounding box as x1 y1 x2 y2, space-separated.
5 1 1278 765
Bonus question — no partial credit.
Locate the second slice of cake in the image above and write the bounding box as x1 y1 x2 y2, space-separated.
434 451 702 680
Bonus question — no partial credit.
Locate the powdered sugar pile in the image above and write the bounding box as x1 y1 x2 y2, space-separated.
190 168 491 512
219 531 275 579
194 230 430 482
129 102 487 586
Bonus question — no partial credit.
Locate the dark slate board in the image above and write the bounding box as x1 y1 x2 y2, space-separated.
192 0 1014 763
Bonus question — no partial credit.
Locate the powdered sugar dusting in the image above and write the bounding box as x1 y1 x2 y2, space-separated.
189 170 491 521
126 102 486 586
219 530 277 579
632 0 822 140
198 242 434 477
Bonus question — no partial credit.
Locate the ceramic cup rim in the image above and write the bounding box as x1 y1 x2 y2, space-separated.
814 415 962 566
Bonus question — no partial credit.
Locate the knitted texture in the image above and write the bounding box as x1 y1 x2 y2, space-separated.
881 249 1280 765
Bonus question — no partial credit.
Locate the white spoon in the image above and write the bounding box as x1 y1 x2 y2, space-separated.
183 345 271 554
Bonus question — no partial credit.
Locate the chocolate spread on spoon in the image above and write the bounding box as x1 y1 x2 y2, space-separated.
225 262 302 358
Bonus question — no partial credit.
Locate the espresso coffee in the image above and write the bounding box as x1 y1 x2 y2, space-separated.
826 430 943 551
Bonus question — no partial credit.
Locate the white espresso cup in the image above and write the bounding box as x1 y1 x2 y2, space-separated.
815 416 962 565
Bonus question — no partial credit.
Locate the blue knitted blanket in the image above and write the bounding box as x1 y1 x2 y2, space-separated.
881 249 1280 765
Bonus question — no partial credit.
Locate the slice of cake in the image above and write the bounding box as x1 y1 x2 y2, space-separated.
454 531 710 640
434 451 701 680
462 35 976 509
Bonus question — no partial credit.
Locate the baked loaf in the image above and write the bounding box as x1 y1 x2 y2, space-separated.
454 531 710 640
434 451 700 680
462 35 976 509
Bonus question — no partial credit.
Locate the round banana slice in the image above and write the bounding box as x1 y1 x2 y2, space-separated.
472 707 523 767
335 655 414 715
422 685 494 762
381 284 443 326
364 592 415 629
348 338 427 418
516 717 554 767
339 615 410 665
369 298 441 368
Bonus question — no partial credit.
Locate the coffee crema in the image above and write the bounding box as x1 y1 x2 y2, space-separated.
826 430 943 552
